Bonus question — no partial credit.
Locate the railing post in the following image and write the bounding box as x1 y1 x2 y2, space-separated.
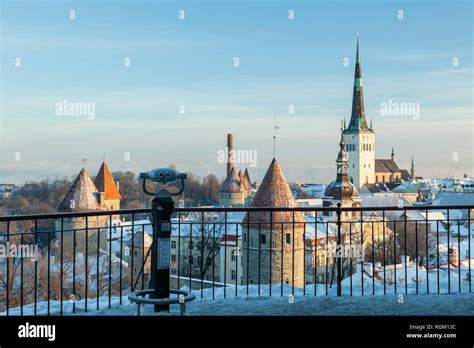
150 196 174 312
336 203 342 296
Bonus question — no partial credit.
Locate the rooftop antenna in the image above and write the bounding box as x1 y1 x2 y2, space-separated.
273 116 279 158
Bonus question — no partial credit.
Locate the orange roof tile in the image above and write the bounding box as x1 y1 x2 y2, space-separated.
243 159 304 230
94 161 121 200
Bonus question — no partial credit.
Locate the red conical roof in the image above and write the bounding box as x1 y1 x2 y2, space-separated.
94 161 121 200
243 159 304 229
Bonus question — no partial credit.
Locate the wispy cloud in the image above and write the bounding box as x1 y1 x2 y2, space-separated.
369 49 465 63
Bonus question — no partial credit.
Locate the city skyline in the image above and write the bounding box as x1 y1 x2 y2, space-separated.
1 0 472 185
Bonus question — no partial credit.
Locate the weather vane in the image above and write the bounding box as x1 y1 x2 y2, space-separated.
273 116 279 158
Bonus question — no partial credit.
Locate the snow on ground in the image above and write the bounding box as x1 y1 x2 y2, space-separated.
3 282 474 316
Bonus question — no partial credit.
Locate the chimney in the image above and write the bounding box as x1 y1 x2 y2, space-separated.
227 133 234 174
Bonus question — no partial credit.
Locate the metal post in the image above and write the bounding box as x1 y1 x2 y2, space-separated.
336 203 342 296
149 196 174 312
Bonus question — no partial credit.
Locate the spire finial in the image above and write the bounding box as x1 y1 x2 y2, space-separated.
273 116 279 159
356 34 360 64
391 148 395 161
339 120 345 148
81 158 87 168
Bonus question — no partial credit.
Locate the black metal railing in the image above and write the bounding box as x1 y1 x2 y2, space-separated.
0 204 472 315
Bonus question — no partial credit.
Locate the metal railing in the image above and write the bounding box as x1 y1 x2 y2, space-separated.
0 204 472 315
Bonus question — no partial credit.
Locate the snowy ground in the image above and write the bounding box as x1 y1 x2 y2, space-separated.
84 292 474 316
3 282 473 316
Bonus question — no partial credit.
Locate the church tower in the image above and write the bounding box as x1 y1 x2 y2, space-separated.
323 124 361 219
343 35 375 189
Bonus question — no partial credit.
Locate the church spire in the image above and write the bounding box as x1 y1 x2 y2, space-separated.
336 122 348 179
410 157 415 179
346 35 370 132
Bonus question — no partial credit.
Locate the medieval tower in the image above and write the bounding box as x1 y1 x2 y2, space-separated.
218 133 252 207
242 159 305 287
94 161 121 211
56 162 121 259
343 36 375 190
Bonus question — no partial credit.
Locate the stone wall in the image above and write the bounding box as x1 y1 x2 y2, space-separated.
242 225 304 287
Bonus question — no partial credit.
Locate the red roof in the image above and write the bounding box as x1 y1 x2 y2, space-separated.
243 159 304 229
94 161 121 200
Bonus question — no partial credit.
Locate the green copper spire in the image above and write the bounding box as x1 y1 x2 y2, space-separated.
346 34 370 133
410 157 415 179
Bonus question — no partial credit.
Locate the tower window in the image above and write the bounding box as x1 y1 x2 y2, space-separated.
260 234 266 244
286 233 291 244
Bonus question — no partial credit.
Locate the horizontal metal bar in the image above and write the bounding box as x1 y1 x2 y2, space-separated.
0 204 471 221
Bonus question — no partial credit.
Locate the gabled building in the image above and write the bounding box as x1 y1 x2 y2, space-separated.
374 149 412 184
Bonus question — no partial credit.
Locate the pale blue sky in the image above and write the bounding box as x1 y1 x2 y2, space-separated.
1 0 472 184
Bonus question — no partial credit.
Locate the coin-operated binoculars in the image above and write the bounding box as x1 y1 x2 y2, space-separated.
140 168 186 312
